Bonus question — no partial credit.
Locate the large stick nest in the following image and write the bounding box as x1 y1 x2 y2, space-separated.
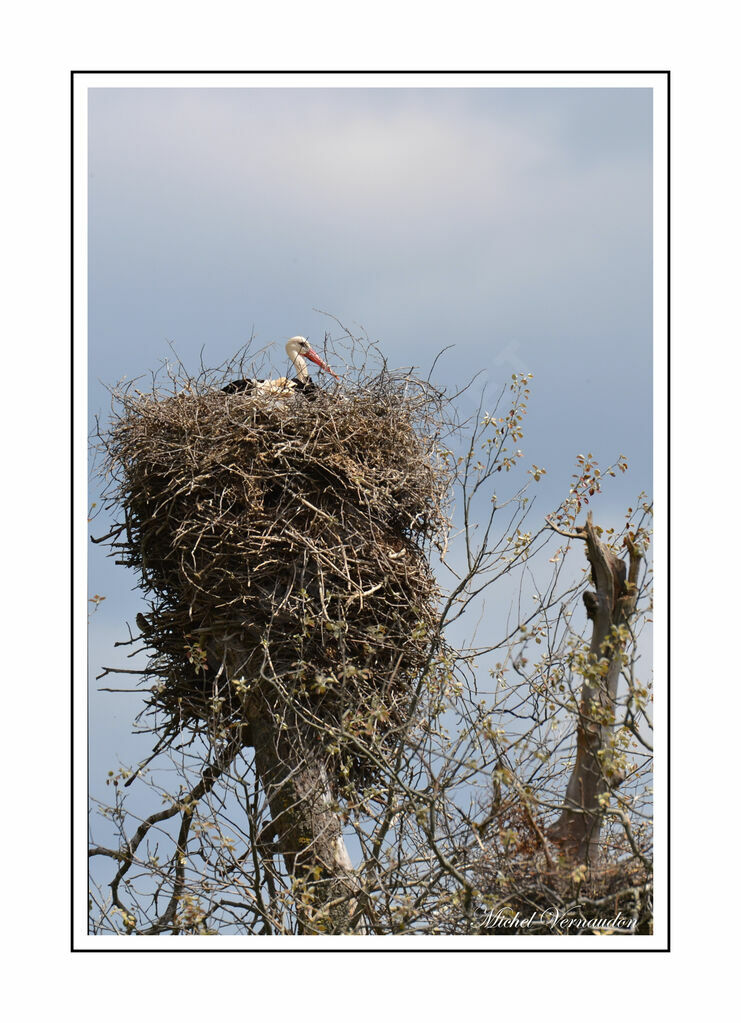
95 345 454 788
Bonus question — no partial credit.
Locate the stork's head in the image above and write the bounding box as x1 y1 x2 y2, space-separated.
286 336 340 380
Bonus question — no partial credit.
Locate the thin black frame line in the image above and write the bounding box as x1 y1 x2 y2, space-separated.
71 69 671 76
665 68 671 954
70 68 76 955
73 68 669 952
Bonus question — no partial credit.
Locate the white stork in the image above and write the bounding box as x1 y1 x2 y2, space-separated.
222 337 339 396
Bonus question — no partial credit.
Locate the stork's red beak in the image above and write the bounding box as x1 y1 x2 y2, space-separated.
304 346 340 380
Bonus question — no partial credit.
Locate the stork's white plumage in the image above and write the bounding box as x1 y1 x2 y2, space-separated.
222 337 339 396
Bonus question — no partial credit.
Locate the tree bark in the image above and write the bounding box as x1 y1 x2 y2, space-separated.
547 513 642 864
208 635 365 933
249 709 364 934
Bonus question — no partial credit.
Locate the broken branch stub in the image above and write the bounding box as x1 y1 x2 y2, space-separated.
547 512 643 863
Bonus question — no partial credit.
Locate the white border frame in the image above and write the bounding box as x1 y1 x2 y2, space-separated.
73 70 668 951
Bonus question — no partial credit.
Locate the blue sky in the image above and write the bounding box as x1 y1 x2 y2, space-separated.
88 84 653 796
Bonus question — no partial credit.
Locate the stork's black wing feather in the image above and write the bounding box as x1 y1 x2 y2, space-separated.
221 378 255 394
291 377 317 394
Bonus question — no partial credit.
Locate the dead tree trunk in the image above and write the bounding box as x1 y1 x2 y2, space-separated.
207 635 365 935
547 513 642 864
249 708 365 934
